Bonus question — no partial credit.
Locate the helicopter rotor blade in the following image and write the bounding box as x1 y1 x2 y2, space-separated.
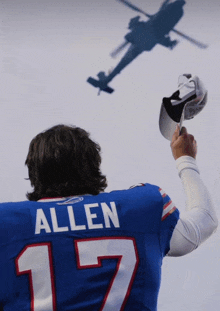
116 0 152 18
172 29 208 49
110 40 130 58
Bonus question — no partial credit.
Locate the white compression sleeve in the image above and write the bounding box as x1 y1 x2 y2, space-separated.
167 156 218 257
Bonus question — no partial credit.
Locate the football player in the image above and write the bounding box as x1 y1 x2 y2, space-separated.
0 124 217 310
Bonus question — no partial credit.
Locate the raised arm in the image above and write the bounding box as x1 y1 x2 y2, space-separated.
167 126 218 256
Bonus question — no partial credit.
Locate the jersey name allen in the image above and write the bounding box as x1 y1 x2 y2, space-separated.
35 202 120 234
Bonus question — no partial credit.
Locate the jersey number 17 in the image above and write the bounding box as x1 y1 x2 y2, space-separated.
16 237 139 311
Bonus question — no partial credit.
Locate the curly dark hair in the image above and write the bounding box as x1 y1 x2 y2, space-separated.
25 124 107 201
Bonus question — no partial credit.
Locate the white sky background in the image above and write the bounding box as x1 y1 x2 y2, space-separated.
1 0 220 309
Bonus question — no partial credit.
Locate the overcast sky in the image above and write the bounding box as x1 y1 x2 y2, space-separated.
1 0 220 309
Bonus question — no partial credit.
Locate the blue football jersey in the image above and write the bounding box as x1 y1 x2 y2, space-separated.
0 183 179 311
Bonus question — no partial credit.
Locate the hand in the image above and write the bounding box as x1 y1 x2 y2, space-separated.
171 125 197 160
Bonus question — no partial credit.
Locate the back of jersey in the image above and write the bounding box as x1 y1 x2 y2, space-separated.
0 184 179 311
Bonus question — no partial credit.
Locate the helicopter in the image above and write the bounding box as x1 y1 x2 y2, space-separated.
87 0 208 94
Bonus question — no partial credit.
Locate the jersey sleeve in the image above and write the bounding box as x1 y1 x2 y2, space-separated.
158 188 180 256
129 183 180 256
158 188 177 221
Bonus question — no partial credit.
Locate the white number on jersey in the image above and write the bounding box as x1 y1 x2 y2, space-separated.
16 243 56 311
16 237 139 311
